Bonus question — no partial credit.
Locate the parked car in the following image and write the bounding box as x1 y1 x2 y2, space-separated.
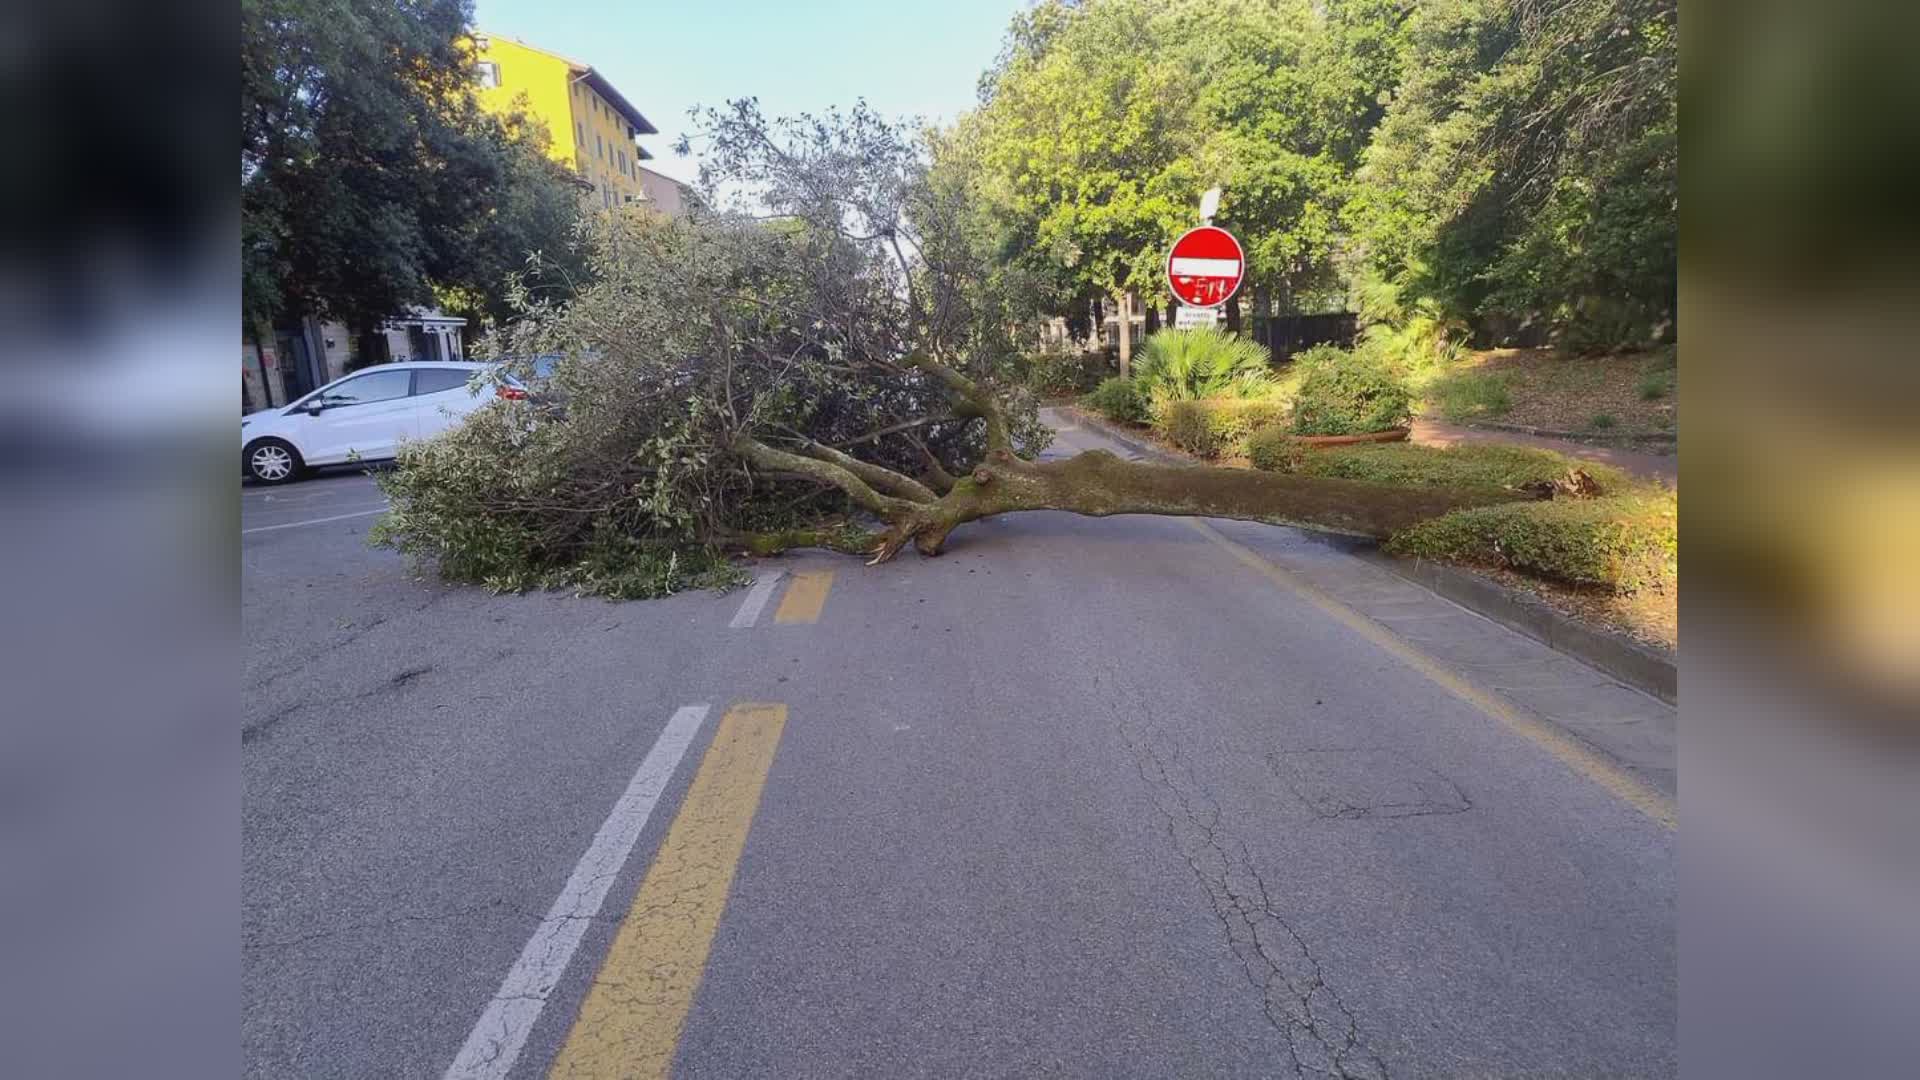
241 361 504 484
492 353 567 413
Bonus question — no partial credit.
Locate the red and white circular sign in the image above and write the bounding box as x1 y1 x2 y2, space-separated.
1165 226 1245 309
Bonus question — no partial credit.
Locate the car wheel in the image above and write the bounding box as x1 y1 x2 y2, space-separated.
245 438 303 484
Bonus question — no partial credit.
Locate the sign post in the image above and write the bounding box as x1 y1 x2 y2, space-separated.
1166 225 1245 325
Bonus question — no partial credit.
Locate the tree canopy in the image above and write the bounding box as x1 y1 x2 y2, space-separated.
241 0 589 334
942 0 1677 349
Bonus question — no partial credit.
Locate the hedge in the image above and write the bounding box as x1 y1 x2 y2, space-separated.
1157 398 1290 458
1246 439 1632 494
1385 489 1677 594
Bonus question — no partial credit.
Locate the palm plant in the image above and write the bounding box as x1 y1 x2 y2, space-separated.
1131 328 1275 419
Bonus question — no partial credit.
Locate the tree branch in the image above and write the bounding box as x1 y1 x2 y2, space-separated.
797 440 939 504
904 432 957 495
732 436 924 519
905 355 1012 450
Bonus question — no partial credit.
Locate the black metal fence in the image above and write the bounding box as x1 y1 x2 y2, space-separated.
1253 312 1359 360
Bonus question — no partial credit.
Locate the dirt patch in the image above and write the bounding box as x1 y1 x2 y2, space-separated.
1476 563 1676 651
1421 346 1677 437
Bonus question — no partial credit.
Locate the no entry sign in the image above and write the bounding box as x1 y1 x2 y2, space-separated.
1165 226 1245 309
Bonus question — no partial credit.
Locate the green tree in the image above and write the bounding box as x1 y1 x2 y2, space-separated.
241 0 588 340
966 0 1201 371
1348 0 1678 348
377 104 1526 593
943 0 1411 353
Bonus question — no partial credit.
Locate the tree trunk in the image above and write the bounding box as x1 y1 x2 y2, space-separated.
1144 297 1160 335
1251 284 1271 354
736 437 1531 564
1225 292 1242 334
1115 291 1132 378
921 449 1515 548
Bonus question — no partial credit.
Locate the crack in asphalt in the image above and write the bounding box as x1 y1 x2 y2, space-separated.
1104 692 1389 1080
241 663 439 744
246 586 458 695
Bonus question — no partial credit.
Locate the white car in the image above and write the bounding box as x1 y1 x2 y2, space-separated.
241 361 509 484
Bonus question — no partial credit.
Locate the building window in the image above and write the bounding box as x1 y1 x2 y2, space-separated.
474 61 500 88
575 121 584 147
596 134 603 159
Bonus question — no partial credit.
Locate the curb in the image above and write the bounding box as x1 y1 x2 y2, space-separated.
1055 406 1190 466
1446 417 1677 449
1060 405 1677 703
1359 552 1676 704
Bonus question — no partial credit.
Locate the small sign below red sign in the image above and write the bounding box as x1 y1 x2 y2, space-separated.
1166 226 1245 309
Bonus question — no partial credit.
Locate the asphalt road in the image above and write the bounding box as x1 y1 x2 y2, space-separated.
243 419 1676 1078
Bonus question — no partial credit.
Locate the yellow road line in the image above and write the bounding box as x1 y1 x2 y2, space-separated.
772 570 834 624
547 703 789 1079
1185 519 1676 830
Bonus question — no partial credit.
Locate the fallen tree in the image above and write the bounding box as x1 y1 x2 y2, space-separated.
376 102 1530 595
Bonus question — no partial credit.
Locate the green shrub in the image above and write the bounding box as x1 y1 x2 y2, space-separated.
1245 424 1304 472
1132 328 1274 410
1555 296 1662 355
372 405 748 599
1386 489 1677 594
1589 412 1618 430
1425 369 1513 422
1253 441 1631 493
1082 375 1146 424
1020 346 1106 397
1160 400 1218 455
1635 369 1672 401
1288 345 1414 435
1157 398 1289 457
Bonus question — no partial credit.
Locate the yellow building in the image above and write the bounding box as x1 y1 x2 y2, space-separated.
470 33 658 211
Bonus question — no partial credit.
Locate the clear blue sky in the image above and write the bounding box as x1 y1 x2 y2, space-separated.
474 0 1028 185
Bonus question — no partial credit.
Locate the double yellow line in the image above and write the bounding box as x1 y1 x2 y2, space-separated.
549 703 789 1079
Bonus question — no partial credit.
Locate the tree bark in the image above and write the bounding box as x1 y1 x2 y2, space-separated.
735 434 1533 564
1115 291 1133 379
1251 284 1271 354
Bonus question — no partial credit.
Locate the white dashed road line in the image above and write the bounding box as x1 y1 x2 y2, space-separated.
728 570 786 628
442 703 713 1080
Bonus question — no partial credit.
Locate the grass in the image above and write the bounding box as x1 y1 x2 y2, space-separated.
1424 370 1513 422
1247 440 1632 493
1589 413 1618 430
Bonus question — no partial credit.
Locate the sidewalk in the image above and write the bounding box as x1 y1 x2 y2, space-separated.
1410 418 1676 486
